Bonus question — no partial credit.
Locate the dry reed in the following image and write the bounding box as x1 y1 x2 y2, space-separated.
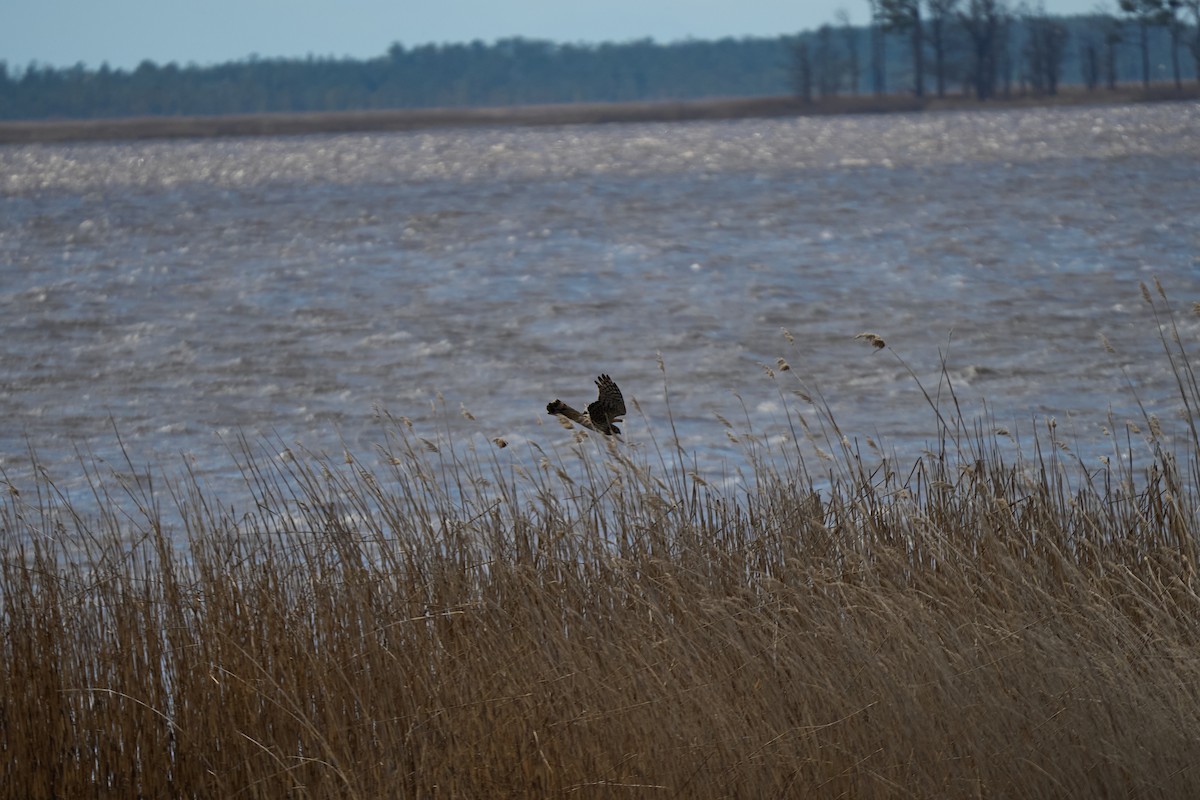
3 286 1200 798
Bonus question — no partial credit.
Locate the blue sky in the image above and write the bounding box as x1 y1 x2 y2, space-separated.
5 0 1106 71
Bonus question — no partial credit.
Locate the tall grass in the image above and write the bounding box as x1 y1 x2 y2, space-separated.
3 284 1200 798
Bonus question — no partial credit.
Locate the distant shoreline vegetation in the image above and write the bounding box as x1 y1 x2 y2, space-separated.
1 9 1197 126
2 84 1197 145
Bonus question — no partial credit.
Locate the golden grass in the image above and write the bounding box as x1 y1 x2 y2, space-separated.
3 284 1200 798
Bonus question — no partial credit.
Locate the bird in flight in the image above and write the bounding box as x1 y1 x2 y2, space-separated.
546 374 627 435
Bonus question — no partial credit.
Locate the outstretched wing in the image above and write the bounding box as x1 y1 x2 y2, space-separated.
587 374 626 433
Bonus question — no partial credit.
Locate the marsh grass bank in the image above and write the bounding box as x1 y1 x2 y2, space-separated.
2 84 1198 144
3 285 1200 797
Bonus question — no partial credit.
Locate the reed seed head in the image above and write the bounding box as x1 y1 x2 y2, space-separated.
854 332 886 350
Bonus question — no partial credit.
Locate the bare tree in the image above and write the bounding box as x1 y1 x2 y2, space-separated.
836 9 862 93
867 0 889 94
1078 13 1112 89
1023 3 1070 94
876 0 926 96
998 10 1017 95
1119 0 1164 86
1081 36 1102 88
791 38 814 101
928 0 963 96
1165 0 1184 88
1102 10 1125 89
816 24 841 96
959 0 1006 99
1185 0 1200 84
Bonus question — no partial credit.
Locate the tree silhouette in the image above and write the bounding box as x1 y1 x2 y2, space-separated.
928 0 963 97
1024 4 1071 94
0 14 1195 122
1120 0 1166 85
1187 1 1200 84
959 0 1007 99
876 0 926 96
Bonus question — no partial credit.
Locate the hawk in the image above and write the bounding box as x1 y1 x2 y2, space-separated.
546 374 627 435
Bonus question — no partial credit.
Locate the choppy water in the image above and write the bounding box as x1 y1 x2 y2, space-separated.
2 102 1199 512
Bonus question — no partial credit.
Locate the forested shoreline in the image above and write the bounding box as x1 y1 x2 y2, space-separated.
2 10 1197 122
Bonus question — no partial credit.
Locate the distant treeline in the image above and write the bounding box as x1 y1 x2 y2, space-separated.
1 11 1196 121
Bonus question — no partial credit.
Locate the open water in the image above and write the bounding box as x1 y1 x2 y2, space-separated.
2 102 1199 513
